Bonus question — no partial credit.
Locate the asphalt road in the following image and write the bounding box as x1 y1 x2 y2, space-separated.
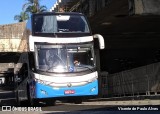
0 99 160 114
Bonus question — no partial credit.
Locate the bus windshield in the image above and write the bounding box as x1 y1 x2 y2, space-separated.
35 43 95 73
33 14 90 33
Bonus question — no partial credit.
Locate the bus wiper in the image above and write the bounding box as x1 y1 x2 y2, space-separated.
76 65 93 72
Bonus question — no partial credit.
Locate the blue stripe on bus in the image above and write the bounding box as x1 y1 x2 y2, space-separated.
35 80 98 98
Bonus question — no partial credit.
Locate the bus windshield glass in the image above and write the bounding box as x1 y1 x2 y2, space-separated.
35 43 95 73
33 14 90 33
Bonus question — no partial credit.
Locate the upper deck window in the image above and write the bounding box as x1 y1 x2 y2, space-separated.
33 14 90 34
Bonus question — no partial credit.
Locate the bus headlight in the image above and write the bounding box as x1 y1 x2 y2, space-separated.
40 89 48 95
90 87 96 92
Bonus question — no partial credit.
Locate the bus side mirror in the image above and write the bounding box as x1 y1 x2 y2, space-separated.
93 34 105 49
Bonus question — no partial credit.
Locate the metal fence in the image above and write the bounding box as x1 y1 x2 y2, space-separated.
101 62 160 97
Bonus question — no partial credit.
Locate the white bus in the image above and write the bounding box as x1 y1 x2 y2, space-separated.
17 12 104 105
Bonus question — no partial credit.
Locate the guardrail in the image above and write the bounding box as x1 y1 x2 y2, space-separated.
101 62 160 97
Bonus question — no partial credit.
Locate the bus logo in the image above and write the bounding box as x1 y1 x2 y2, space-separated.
67 83 72 87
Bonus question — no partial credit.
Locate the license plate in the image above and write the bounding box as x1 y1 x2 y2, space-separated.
64 90 75 95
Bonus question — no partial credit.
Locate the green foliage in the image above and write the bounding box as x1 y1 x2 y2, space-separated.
23 0 47 14
14 0 47 22
14 12 29 22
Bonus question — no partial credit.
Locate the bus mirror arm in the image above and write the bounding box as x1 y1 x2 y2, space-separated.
93 34 105 49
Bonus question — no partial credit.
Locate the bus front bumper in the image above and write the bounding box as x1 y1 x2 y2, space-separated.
34 80 98 98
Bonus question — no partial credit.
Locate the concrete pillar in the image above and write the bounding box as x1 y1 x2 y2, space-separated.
102 0 106 8
89 0 96 16
134 0 144 14
96 0 102 11
95 49 102 97
128 0 135 15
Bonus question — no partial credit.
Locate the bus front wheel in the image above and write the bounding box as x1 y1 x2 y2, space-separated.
16 90 21 106
27 84 35 106
74 98 83 104
45 99 56 106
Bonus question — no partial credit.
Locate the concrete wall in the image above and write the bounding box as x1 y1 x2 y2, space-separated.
134 0 160 15
0 22 27 52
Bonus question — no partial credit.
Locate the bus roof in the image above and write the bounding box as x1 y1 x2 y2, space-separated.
32 12 84 16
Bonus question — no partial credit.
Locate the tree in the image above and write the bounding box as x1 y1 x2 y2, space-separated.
14 12 29 22
23 0 47 14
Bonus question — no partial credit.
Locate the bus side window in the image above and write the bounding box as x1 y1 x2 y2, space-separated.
34 17 43 32
29 53 36 71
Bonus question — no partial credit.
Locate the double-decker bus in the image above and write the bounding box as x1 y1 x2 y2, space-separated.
18 12 104 105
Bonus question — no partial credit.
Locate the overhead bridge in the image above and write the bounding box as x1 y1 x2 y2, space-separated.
52 0 160 73
52 0 160 97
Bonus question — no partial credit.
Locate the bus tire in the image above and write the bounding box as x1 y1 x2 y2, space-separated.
45 99 56 106
27 84 34 106
16 90 21 106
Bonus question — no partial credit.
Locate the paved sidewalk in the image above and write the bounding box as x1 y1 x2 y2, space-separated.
83 99 160 105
